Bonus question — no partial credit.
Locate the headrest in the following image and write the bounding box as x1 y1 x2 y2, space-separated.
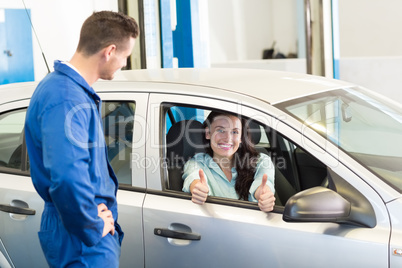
166 120 205 162
246 119 261 145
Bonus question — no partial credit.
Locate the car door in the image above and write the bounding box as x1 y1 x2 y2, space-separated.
93 92 149 267
0 92 148 267
0 99 47 267
142 91 391 267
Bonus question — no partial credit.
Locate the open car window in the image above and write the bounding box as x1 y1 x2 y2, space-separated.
161 104 345 210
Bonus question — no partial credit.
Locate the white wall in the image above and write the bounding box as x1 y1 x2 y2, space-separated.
339 57 402 102
208 0 402 103
337 0 402 103
338 0 402 58
0 0 118 81
207 0 299 63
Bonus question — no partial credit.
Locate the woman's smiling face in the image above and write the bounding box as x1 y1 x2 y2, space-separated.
205 114 242 162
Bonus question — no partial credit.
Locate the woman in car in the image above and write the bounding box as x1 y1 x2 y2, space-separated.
182 111 276 212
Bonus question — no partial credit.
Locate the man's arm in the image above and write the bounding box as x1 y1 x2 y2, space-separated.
42 102 104 246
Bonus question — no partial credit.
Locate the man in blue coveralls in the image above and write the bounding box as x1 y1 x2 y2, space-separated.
25 11 139 267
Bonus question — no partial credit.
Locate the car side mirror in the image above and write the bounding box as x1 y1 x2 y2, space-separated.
283 186 351 223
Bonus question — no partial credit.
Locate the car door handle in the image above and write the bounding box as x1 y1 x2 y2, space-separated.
0 204 36 215
154 228 201 241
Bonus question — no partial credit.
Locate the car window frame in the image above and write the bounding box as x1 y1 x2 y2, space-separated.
97 92 149 190
148 93 322 213
150 95 328 213
145 93 271 209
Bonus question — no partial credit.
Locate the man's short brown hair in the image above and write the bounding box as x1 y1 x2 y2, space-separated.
77 11 139 56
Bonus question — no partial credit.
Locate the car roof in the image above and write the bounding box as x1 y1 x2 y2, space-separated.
0 68 355 106
0 81 37 105
112 68 354 104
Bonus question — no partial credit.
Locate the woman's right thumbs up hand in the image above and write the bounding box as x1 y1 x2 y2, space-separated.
189 169 209 205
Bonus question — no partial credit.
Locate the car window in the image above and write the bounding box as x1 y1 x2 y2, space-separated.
269 129 328 205
163 104 274 197
276 87 402 192
162 103 338 209
0 102 136 184
164 105 206 191
166 105 207 132
102 101 135 185
0 108 27 172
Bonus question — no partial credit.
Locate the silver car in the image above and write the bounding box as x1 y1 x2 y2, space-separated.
1 68 401 267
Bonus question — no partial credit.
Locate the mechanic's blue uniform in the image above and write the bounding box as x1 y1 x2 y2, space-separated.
25 61 123 267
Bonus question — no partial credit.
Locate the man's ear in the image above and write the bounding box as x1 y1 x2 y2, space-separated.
205 127 211 140
103 44 117 61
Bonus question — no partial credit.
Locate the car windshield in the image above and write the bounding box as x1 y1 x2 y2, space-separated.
275 87 402 193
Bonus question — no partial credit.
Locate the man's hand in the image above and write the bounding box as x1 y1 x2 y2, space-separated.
189 169 209 205
98 203 115 237
255 174 275 212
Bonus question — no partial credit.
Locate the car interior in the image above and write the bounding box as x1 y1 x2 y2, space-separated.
163 104 329 207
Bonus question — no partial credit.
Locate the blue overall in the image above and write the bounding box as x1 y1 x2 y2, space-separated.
25 61 123 267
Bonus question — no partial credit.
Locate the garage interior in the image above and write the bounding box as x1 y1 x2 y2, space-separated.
1 1 402 267
1 0 402 103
